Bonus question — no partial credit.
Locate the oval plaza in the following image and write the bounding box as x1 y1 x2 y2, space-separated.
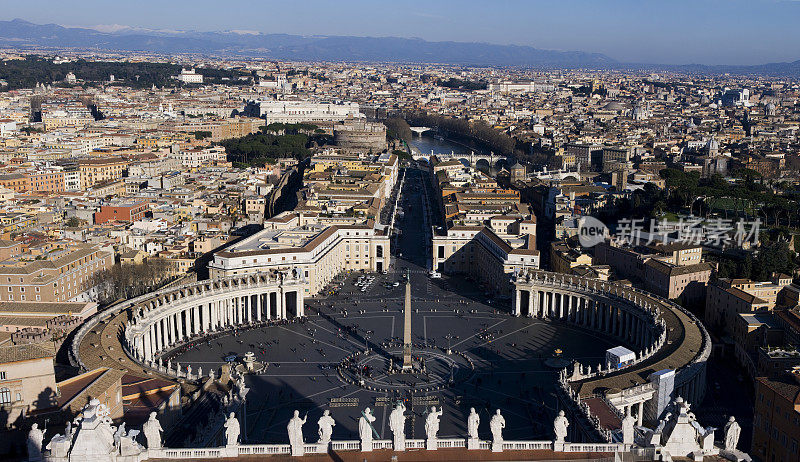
55 161 728 462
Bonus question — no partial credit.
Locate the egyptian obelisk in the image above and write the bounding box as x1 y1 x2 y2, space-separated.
402 273 412 371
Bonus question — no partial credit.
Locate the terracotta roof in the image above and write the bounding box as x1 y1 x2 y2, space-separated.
0 342 55 364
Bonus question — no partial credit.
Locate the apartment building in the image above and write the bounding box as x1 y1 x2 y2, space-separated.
0 343 58 427
432 225 540 296
0 243 114 303
210 117 263 142
752 369 800 462
77 157 128 189
705 275 794 332
208 212 390 296
94 201 149 224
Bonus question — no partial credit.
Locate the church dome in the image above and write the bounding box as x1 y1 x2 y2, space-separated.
603 101 626 111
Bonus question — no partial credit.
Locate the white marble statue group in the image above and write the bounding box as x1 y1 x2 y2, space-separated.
33 398 149 462
281 404 569 454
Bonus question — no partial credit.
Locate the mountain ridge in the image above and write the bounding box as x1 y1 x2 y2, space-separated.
0 19 799 75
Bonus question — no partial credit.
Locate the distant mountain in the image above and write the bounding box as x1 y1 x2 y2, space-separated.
0 19 799 75
0 19 615 68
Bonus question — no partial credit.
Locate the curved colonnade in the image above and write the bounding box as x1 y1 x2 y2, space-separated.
119 271 307 376
512 268 710 408
72 268 708 412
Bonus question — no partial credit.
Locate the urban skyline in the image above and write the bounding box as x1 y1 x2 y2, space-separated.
0 4 799 462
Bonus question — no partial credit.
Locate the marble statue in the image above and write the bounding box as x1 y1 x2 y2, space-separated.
114 423 143 457
142 411 163 449
554 410 570 443
490 409 505 452
724 416 741 451
287 410 307 456
467 407 480 440
59 399 117 460
316 410 335 446
224 412 240 447
236 375 247 399
27 423 44 461
425 406 443 450
622 412 636 445
359 408 377 452
45 433 72 459
114 423 127 447
389 402 407 451
425 406 442 440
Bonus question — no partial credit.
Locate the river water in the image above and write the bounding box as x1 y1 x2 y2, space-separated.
408 134 489 158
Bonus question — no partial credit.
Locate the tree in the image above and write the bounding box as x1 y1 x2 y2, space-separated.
90 258 175 306
64 217 82 227
384 118 412 141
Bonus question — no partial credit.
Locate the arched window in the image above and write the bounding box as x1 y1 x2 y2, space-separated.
0 388 11 404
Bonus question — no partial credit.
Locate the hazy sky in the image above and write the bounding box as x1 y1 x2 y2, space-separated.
4 0 800 65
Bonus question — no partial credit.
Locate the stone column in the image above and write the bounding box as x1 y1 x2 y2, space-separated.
513 289 521 316
256 294 262 322
566 295 572 322
546 291 553 319
210 301 217 329
158 319 164 351
637 401 644 426
163 317 170 348
556 293 562 319
152 324 159 356
528 290 535 318
143 332 151 361
297 290 304 317
194 305 200 334
278 288 285 319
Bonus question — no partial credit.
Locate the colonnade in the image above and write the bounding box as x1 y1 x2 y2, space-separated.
124 272 306 365
513 286 655 351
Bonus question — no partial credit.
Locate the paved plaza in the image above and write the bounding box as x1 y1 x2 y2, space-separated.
172 167 620 444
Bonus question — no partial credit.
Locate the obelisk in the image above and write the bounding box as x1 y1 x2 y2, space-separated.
402 273 412 371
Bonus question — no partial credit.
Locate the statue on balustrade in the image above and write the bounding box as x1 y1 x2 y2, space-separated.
622 412 636 445
389 402 406 451
554 410 570 443
224 412 240 447
316 410 335 446
287 410 307 456
143 411 163 449
27 423 44 461
467 407 480 440
425 406 442 440
490 409 505 451
359 407 377 451
724 416 741 451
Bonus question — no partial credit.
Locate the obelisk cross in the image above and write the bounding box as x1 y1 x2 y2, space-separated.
402 270 412 371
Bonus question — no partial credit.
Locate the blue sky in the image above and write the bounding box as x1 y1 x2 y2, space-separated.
4 0 800 65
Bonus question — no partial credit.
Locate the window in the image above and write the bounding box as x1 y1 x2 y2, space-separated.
0 371 5 380
0 388 10 404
